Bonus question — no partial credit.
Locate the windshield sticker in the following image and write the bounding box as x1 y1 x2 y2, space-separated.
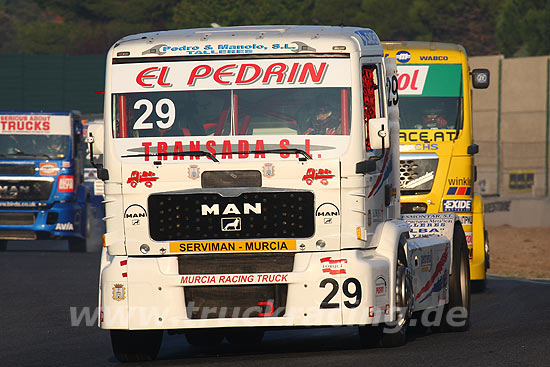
396 64 462 97
120 137 342 161
112 58 351 92
399 130 458 143
396 65 428 95
0 115 71 135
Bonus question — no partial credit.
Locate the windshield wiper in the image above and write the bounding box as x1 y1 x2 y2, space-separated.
123 151 219 162
248 148 312 161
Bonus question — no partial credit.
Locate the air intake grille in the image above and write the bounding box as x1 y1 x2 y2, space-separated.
0 212 36 225
0 180 53 201
185 285 287 319
178 253 294 275
148 191 314 241
0 164 35 175
400 158 438 194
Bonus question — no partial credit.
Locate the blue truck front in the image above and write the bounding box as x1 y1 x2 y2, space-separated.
0 111 89 251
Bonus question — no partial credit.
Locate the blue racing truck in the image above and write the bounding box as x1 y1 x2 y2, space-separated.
0 111 102 252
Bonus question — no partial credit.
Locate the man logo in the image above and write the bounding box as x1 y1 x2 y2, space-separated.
221 217 241 231
315 203 340 217
124 204 147 225
201 203 261 216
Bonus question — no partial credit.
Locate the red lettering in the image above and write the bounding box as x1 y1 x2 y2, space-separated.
136 67 159 87
398 73 410 90
43 121 50 130
254 140 265 158
410 69 419 90
238 140 249 158
235 64 262 84
28 121 35 130
298 62 327 83
157 66 172 87
173 141 184 160
287 63 300 83
279 139 290 158
157 142 168 160
262 63 287 84
189 141 201 159
214 64 237 85
188 65 213 86
8 121 15 130
206 140 217 157
142 142 152 161
221 140 233 159
17 121 24 130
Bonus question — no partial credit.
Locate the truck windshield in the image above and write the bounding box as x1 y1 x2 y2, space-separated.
399 96 461 130
0 135 69 160
113 87 351 138
396 64 462 130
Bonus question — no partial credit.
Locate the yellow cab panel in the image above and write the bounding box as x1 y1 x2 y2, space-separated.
383 41 487 282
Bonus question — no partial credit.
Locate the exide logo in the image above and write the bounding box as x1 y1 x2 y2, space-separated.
136 66 172 88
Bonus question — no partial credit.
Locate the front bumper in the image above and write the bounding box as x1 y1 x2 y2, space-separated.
99 249 393 330
0 202 84 240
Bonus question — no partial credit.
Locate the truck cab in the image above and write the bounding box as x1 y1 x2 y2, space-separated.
97 26 470 362
382 42 490 286
0 111 95 251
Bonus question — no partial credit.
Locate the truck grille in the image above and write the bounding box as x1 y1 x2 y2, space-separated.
0 230 37 240
178 253 294 274
0 179 53 201
0 164 35 175
0 212 36 225
185 285 287 319
148 191 314 241
400 157 438 194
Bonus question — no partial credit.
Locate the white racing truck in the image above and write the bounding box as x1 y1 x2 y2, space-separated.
94 26 470 362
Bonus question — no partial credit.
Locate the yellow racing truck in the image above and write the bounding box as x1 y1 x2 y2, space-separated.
383 42 490 289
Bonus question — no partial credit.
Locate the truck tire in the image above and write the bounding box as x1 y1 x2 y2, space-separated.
68 206 96 252
441 221 471 332
378 244 413 347
0 240 7 251
185 329 224 347
472 229 489 292
111 329 163 362
359 243 413 348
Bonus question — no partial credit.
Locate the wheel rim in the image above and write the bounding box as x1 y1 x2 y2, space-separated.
395 264 414 328
459 250 470 307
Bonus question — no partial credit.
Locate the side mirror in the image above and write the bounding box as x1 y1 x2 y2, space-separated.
86 123 104 155
85 123 109 181
368 117 389 150
471 69 490 89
